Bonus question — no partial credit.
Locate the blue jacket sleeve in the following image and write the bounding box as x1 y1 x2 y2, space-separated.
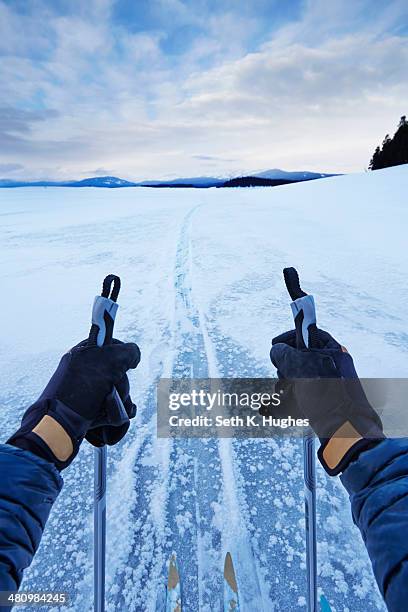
340 438 408 611
0 444 63 593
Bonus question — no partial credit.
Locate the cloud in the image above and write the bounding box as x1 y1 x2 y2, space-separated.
0 163 24 174
0 107 58 134
0 0 407 178
182 34 408 120
192 155 237 162
84 167 115 176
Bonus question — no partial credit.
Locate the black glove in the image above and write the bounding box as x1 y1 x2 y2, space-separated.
85 370 136 448
7 339 140 470
270 328 384 475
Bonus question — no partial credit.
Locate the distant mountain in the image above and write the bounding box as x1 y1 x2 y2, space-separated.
69 176 138 187
0 170 340 189
139 176 224 188
253 169 339 181
137 170 338 188
138 170 338 188
219 169 340 188
0 176 138 188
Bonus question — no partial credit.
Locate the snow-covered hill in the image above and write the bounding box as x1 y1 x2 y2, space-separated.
253 168 338 181
0 176 138 188
0 165 406 611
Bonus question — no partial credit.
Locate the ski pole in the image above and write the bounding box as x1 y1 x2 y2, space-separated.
303 433 317 612
94 445 107 612
88 275 129 612
283 267 318 612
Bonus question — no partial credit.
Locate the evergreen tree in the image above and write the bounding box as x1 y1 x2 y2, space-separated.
369 116 408 170
369 146 381 170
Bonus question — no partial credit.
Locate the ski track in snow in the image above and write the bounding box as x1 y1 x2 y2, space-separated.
1 170 403 611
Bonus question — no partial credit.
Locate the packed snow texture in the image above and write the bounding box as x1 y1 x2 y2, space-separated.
1 165 407 611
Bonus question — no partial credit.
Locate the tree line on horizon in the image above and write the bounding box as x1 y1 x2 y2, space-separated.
369 115 408 170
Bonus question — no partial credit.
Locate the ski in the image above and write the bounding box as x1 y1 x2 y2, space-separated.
320 594 332 611
223 552 240 611
166 554 182 612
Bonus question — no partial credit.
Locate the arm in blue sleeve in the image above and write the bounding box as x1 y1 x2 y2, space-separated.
0 444 63 592
340 438 408 611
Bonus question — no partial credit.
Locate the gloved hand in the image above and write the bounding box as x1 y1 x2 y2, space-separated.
7 339 140 470
270 328 384 475
85 369 136 448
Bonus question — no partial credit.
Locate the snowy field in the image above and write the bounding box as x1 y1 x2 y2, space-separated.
1 165 407 611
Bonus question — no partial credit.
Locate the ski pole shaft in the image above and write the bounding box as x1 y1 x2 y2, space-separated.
94 446 107 612
88 275 127 612
283 268 318 612
303 434 317 612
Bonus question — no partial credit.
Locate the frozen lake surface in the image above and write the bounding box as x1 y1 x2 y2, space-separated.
1 165 407 611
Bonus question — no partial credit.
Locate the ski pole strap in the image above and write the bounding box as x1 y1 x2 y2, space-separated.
102 274 120 302
283 267 317 349
283 267 306 301
89 275 120 347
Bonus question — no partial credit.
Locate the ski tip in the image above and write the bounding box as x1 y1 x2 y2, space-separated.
223 552 238 594
167 553 180 591
320 594 332 612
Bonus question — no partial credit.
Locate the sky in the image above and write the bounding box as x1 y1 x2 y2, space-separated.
0 0 407 180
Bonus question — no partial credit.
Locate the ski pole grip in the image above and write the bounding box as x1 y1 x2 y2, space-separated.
290 295 316 350
88 275 129 430
90 296 118 347
283 267 317 349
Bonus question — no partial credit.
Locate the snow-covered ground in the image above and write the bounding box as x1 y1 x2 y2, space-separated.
1 165 407 611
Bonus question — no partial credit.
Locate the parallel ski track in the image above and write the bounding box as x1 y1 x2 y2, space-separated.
164 205 224 611
106 204 224 611
165 205 267 610
111 203 268 611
